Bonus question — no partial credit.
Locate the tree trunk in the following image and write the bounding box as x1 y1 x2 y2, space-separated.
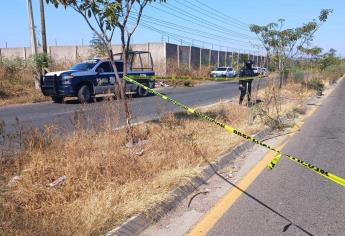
278 56 284 89
120 28 128 76
107 45 134 144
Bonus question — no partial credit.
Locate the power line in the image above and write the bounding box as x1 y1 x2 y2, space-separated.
173 0 250 32
150 4 259 42
141 9 256 43
135 16 255 46
140 14 256 45
192 0 250 28
160 4 257 40
130 19 263 53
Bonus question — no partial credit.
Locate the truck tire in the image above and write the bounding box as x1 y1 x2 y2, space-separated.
137 86 148 97
78 85 92 103
51 96 64 103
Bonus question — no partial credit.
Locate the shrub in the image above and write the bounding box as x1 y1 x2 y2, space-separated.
30 53 52 72
0 57 27 78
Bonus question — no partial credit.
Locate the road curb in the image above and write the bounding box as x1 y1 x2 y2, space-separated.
107 76 344 236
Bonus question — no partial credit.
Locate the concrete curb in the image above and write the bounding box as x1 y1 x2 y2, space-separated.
106 127 273 236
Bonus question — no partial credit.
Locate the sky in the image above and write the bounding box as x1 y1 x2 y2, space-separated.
0 0 344 56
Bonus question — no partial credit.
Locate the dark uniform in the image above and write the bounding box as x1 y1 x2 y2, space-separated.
239 60 255 105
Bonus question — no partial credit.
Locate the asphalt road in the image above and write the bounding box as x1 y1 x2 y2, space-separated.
207 79 345 235
0 80 263 134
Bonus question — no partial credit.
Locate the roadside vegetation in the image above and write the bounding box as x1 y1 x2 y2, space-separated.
0 57 46 106
0 55 74 106
1 58 344 234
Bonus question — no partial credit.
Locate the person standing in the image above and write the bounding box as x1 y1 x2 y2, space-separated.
239 60 255 105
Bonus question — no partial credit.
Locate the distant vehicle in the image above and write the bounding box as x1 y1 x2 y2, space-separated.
252 66 260 76
210 67 237 78
252 67 269 76
260 67 268 76
40 51 155 103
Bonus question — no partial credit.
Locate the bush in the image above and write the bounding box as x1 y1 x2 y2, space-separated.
303 79 324 93
0 57 27 78
322 62 345 83
30 53 52 72
0 56 49 105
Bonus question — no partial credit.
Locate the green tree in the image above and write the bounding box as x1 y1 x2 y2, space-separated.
299 46 323 69
46 0 166 143
319 48 341 71
250 9 333 88
89 34 107 57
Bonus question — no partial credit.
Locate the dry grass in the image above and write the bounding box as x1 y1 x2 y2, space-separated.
166 59 214 78
0 66 48 106
0 73 328 235
258 79 313 126
0 58 75 107
0 101 260 236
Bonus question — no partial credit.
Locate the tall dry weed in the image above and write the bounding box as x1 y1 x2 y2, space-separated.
0 101 262 236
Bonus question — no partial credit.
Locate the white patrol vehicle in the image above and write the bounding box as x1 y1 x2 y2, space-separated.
210 67 237 78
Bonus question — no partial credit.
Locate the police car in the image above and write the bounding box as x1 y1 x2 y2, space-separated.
40 51 155 103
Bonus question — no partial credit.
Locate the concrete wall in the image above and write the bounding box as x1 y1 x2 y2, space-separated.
226 52 233 67
179 46 190 66
210 50 218 66
218 51 225 67
190 47 200 69
1 43 264 75
147 43 165 75
0 48 26 58
165 43 178 74
0 47 43 59
200 49 210 65
49 46 78 62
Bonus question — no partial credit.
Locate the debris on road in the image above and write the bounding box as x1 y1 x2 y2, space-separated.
187 188 211 208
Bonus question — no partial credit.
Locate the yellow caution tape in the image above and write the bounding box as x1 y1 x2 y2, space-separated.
127 74 265 82
268 154 282 170
123 76 345 188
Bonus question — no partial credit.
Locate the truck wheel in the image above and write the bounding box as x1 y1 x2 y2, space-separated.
78 85 92 103
51 96 64 103
137 86 148 97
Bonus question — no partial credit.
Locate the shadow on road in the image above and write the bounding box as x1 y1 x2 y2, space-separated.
202 156 314 235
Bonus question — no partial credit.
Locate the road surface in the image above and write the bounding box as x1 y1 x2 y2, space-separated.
0 80 263 133
204 78 345 235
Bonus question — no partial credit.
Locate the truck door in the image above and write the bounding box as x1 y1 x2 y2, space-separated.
95 62 115 94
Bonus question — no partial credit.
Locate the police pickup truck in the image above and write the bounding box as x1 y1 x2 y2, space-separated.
40 51 155 103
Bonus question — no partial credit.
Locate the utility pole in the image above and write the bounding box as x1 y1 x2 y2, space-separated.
40 0 47 54
27 0 37 55
237 49 240 71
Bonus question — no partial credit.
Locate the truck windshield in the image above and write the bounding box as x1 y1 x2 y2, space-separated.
70 62 97 71
216 67 227 71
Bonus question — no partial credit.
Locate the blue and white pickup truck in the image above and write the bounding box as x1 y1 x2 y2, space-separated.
40 51 155 103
